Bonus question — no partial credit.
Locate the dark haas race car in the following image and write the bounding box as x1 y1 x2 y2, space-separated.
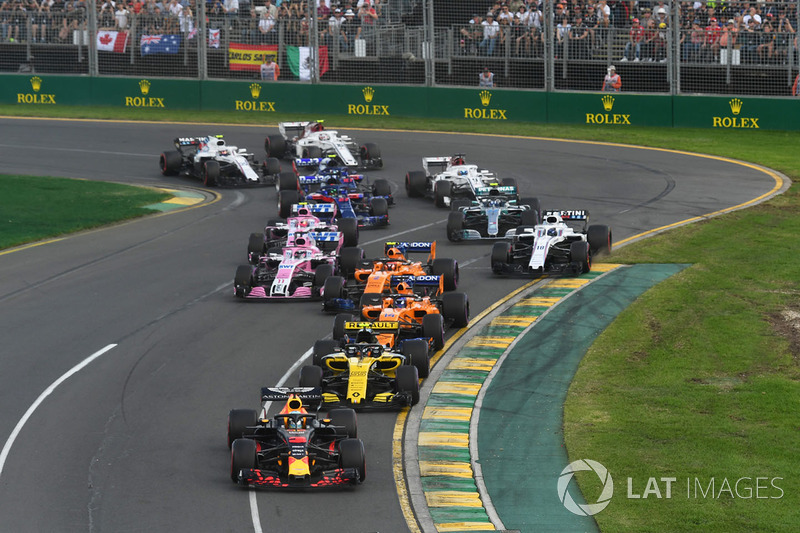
299 325 429 409
234 230 365 300
265 120 382 170
321 241 459 314
275 162 390 225
447 186 542 242
247 204 359 264
159 135 281 187
491 210 612 276
228 387 365 489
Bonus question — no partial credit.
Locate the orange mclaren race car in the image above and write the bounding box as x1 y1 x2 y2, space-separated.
227 387 365 489
322 241 458 312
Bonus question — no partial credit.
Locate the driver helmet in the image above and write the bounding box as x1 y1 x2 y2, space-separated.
547 228 558 236
355 328 378 344
451 156 465 166
311 122 324 132
286 410 305 429
386 247 405 260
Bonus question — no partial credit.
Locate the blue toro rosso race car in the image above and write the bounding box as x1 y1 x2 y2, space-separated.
275 158 392 226
447 186 542 242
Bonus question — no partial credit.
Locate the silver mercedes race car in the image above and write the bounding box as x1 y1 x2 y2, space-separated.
159 134 281 187
446 187 542 242
264 120 382 170
405 154 520 207
490 210 612 276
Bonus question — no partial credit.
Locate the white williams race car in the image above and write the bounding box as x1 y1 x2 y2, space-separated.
265 121 382 170
405 154 519 207
491 210 612 276
159 135 281 187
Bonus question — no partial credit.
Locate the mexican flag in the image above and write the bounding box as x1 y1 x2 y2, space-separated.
286 46 329 81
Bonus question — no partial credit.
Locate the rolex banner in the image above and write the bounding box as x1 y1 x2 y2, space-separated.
228 43 278 72
286 46 329 81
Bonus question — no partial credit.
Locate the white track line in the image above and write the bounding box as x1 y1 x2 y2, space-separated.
0 343 118 479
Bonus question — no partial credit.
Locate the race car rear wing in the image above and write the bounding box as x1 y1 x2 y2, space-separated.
475 185 518 197
291 203 337 221
344 321 400 331
384 241 436 260
261 386 322 403
278 122 309 140
543 210 589 220
422 156 454 176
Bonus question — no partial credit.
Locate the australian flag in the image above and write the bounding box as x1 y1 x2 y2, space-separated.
140 34 181 55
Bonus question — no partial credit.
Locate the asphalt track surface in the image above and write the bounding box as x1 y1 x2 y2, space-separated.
0 117 783 533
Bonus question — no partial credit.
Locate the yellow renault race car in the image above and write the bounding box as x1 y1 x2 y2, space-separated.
300 325 430 409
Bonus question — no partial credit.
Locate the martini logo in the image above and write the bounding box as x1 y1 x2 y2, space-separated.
558 459 614 516
347 86 390 115
713 98 759 128
125 79 165 108
234 83 276 112
464 90 507 120
586 95 630 125
17 76 56 104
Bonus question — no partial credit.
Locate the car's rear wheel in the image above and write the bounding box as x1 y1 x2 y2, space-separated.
587 224 612 255
370 197 389 218
323 276 345 306
570 241 591 274
265 134 286 158
227 409 258 449
278 189 299 219
299 365 323 388
329 408 358 438
396 365 420 405
405 171 427 198
203 160 219 187
278 171 299 191
434 180 452 208
403 338 430 378
338 246 364 277
313 263 335 293
372 178 391 197
442 292 470 328
446 211 465 242
230 438 258 482
431 258 459 291
491 242 511 274
336 217 359 248
313 339 340 367
159 150 181 176
519 197 542 225
422 314 445 352
333 312 355 340
248 233 264 263
339 438 366 482
263 157 281 176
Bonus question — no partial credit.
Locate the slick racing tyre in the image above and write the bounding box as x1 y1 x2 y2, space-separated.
422 314 445 352
247 233 265 263
337 218 359 248
203 160 219 187
302 146 323 159
338 246 364 276
329 408 358 438
405 171 427 198
323 276 345 307
447 211 465 242
265 134 286 158
369 197 389 219
299 365 324 388
372 178 391 198
403 338 431 378
431 258 459 291
519 197 542 225
313 339 340 367
491 242 511 274
570 241 591 274
434 180 452 208
230 438 258 482
159 150 181 176
333 312 355 340
587 224 612 255
278 189 300 219
442 292 470 328
339 438 366 482
227 409 258 449
313 263 335 293
396 365 420 406
360 143 381 168
263 157 281 176
278 171 299 191
234 265 253 289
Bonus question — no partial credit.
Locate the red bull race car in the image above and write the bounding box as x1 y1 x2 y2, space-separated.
228 387 365 488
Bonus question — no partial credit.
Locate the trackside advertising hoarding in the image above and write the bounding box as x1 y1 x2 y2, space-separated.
1 75 798 131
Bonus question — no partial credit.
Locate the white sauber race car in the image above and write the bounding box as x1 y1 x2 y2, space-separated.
490 210 612 276
405 154 519 207
159 135 281 187
264 120 383 170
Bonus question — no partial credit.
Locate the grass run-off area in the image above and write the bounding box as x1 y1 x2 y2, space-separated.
0 175 169 250
2 105 799 531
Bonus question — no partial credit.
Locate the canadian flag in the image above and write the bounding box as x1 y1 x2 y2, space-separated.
97 31 129 53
